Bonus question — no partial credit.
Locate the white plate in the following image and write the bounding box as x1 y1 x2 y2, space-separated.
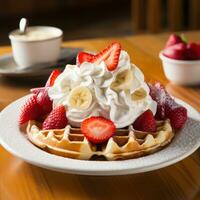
0 95 200 176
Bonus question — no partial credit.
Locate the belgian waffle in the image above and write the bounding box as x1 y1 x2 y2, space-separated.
26 120 174 160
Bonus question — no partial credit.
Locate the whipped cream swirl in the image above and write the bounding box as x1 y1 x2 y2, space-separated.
48 50 157 128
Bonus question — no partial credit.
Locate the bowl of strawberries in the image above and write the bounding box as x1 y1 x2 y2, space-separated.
159 34 200 85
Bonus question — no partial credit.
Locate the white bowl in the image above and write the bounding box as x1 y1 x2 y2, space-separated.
159 52 200 85
9 26 63 68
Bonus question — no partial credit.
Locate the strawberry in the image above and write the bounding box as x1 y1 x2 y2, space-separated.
81 116 116 144
76 52 95 66
133 110 157 132
45 69 61 87
93 42 121 71
186 43 200 60
36 88 52 114
30 87 48 95
163 43 187 60
42 105 68 130
149 82 188 129
165 96 188 129
165 34 184 48
19 95 42 125
149 83 166 119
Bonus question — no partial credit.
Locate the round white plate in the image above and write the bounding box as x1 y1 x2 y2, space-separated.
0 95 200 176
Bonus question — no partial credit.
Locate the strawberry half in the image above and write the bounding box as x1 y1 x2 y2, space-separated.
133 110 157 132
19 95 42 125
45 69 61 87
42 105 68 130
81 116 116 144
93 42 121 71
76 52 95 66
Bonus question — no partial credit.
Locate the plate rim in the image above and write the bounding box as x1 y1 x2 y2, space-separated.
0 95 200 176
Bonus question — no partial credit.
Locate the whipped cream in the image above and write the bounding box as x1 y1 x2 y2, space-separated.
48 50 157 128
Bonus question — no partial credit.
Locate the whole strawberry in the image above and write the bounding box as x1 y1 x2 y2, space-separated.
42 105 68 130
165 34 184 48
165 97 187 129
133 109 157 132
19 95 42 125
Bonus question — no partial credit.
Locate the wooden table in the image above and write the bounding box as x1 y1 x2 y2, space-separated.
0 31 200 200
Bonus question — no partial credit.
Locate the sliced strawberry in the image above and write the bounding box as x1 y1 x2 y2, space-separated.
19 95 42 125
93 42 121 71
81 116 116 144
42 105 68 130
165 34 184 49
133 110 157 132
45 69 61 87
76 52 95 66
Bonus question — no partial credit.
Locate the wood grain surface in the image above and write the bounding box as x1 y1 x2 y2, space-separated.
0 31 200 200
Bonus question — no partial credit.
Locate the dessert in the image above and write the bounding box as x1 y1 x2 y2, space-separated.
19 42 188 160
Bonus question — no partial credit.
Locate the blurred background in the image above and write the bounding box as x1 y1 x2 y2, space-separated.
0 0 199 45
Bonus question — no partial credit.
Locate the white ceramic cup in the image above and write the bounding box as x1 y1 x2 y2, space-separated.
159 52 200 85
9 26 63 68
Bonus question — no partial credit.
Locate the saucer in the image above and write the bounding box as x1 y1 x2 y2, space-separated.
0 47 82 78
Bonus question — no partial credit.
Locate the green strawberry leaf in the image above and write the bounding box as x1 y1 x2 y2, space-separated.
180 34 188 43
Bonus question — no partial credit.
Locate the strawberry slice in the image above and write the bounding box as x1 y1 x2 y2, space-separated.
42 105 68 130
19 95 42 125
165 34 184 49
81 116 116 144
93 42 121 71
133 110 157 132
76 52 95 66
45 69 61 87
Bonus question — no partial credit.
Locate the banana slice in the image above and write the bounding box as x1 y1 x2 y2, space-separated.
131 88 147 101
68 86 92 110
110 69 133 91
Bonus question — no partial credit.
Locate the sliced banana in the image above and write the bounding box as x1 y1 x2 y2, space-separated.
110 69 133 91
131 88 147 101
68 86 92 110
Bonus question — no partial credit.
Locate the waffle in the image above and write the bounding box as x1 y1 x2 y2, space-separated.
26 120 174 160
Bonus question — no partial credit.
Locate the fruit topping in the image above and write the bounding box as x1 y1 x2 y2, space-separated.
36 88 52 114
45 69 61 87
68 86 92 110
76 42 121 71
42 105 68 130
19 95 42 125
93 42 121 71
133 109 157 132
111 69 133 91
76 52 95 67
149 82 188 129
81 116 116 144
